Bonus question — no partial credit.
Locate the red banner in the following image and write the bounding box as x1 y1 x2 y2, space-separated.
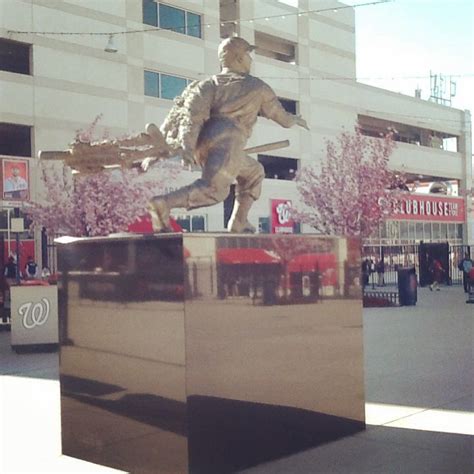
392 195 465 222
271 199 294 234
1 158 30 201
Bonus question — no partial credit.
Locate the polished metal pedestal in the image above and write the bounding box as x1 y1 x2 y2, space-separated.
58 234 365 474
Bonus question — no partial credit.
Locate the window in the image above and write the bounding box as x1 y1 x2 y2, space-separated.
143 0 158 26
447 223 455 241
432 222 440 240
144 70 159 97
258 154 298 180
191 215 205 231
159 4 185 34
258 217 270 234
255 31 296 64
142 1 202 38
144 70 191 99
175 214 206 232
278 98 298 115
440 223 448 240
415 222 423 241
0 123 32 157
408 222 415 240
423 222 432 241
186 12 201 38
400 222 408 240
161 73 187 100
0 39 31 75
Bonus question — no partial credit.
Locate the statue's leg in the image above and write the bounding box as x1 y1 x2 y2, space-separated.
148 130 242 232
227 155 265 233
148 187 190 232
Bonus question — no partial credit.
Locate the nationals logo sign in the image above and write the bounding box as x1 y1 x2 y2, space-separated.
271 199 294 234
19 298 51 329
10 286 58 347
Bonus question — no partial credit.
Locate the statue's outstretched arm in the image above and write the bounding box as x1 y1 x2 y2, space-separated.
260 86 309 130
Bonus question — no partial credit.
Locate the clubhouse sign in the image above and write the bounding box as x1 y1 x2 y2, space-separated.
392 195 465 222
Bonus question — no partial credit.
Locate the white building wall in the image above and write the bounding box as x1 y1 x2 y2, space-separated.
0 0 472 248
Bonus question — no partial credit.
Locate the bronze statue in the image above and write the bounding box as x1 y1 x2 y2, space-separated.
39 37 308 233
149 37 308 232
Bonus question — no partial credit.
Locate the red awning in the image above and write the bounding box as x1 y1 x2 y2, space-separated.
217 248 281 265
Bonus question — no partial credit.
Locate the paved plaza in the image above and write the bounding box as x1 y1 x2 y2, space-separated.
1 286 472 473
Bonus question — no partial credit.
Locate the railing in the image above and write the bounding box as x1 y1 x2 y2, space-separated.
362 244 472 287
363 289 399 307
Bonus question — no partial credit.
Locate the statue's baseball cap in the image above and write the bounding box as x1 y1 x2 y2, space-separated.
218 37 255 60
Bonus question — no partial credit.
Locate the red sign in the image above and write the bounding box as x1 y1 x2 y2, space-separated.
392 195 465 222
271 199 294 233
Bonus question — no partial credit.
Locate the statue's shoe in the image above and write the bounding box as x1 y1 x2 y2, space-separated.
229 220 256 233
147 198 172 232
241 221 256 233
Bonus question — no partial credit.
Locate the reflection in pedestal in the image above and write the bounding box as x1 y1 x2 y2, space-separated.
58 234 364 473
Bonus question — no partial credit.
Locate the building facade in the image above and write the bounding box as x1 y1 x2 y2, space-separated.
0 0 472 270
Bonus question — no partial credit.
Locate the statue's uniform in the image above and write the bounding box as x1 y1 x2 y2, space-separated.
157 72 297 229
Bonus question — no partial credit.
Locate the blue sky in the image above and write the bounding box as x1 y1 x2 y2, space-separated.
350 0 473 114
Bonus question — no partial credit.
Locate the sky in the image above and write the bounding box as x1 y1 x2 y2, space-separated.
346 0 474 115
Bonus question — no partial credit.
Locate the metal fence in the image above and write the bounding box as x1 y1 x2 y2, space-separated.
45 233 59 274
450 244 471 284
41 236 471 288
362 244 418 287
363 289 399 307
362 243 472 287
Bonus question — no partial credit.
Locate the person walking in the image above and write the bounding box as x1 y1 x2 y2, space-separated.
429 257 445 291
458 253 473 293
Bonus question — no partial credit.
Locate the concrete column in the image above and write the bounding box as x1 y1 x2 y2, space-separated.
459 110 473 244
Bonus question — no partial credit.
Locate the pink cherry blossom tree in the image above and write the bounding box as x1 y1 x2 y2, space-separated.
294 128 405 238
26 115 182 236
26 163 181 237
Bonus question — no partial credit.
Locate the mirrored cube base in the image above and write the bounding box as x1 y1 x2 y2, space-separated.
58 233 365 473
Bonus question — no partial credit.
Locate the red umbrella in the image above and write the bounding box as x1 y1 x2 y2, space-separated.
128 215 183 233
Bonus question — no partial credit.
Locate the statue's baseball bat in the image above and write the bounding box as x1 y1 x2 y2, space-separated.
244 140 289 154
